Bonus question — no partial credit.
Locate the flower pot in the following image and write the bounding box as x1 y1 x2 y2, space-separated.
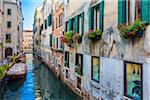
136 30 143 37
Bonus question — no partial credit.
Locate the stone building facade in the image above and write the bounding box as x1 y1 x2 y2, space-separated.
51 0 64 80
23 30 33 50
33 5 42 54
0 0 23 59
34 0 150 99
40 0 52 62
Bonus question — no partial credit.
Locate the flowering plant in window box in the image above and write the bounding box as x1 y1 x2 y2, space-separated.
118 19 146 39
87 30 103 41
62 31 77 48
64 31 73 44
75 63 81 75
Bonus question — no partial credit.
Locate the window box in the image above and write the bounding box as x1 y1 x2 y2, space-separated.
87 30 103 41
118 19 147 39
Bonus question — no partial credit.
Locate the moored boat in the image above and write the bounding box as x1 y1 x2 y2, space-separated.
6 63 27 80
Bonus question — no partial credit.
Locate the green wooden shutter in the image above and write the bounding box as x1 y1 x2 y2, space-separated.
81 13 84 34
118 0 126 25
99 1 104 31
75 16 79 33
68 19 72 31
89 8 94 30
48 15 50 26
48 14 52 26
141 0 150 23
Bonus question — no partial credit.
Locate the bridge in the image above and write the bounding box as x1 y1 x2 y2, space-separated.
16 49 42 58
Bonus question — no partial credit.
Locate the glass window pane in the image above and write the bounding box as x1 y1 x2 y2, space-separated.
125 62 142 100
92 57 99 82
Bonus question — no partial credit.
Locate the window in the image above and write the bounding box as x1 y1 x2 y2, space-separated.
94 5 99 30
45 19 47 29
56 18 57 28
6 34 11 43
64 51 69 67
7 9 11 15
52 21 54 30
124 62 142 100
89 1 104 31
79 13 84 34
91 56 100 82
135 0 142 21
118 0 150 25
59 37 63 49
65 21 68 32
7 21 11 28
79 15 82 34
53 38 55 48
50 34 52 47
72 19 74 31
56 37 58 48
67 0 70 4
59 13 63 27
77 77 81 90
65 69 69 78
18 25 19 31
75 53 83 75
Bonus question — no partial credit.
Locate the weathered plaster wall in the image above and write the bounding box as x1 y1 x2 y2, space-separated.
82 54 91 93
100 57 124 99
143 63 150 100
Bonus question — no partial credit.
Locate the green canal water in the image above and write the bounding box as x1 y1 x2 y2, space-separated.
0 54 81 100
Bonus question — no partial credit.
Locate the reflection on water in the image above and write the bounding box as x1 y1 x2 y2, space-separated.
0 54 81 100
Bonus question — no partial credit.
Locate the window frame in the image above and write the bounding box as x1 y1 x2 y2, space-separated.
7 8 11 15
64 51 69 67
79 15 82 35
7 21 11 28
94 5 100 30
5 34 11 43
75 53 83 75
91 56 100 83
124 61 143 100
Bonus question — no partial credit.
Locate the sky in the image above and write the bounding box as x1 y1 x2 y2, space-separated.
21 0 43 30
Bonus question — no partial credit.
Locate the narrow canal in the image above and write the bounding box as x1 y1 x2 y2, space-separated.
0 54 81 100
